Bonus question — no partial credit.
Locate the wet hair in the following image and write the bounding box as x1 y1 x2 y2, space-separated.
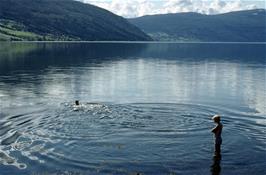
212 115 220 122
75 100 79 105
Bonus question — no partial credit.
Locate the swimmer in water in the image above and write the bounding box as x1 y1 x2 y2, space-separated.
73 100 108 112
211 115 223 156
73 100 81 111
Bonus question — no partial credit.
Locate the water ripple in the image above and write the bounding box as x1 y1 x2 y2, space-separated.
0 103 265 174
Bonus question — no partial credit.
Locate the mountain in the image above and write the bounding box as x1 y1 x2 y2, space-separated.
0 0 152 41
129 9 266 42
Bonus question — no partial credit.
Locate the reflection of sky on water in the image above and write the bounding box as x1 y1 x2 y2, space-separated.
241 66 266 114
0 43 265 114
62 59 265 114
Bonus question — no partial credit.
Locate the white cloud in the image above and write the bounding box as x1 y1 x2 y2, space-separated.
82 0 157 17
80 0 259 18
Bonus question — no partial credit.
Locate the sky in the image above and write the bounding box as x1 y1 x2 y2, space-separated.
78 0 266 18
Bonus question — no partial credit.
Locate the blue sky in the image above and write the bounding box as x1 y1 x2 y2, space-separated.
79 0 266 17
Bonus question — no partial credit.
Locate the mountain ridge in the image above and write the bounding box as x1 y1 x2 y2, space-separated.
0 0 152 41
129 9 266 42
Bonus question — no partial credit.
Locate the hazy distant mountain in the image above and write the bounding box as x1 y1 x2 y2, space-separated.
129 9 266 42
0 0 152 41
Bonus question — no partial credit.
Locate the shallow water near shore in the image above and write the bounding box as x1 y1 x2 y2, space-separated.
0 42 265 174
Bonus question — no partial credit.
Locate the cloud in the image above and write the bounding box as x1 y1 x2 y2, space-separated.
80 0 259 18
83 0 157 17
161 0 255 15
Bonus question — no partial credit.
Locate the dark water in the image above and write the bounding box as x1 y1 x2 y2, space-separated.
0 42 265 175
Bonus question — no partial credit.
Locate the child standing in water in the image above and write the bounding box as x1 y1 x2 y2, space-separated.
211 115 223 156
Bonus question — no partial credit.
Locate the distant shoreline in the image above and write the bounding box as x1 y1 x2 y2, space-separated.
1 41 266 44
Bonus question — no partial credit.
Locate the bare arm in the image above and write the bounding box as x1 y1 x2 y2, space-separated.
211 125 218 133
212 124 223 134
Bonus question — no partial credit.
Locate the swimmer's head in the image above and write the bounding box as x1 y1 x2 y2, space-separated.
212 115 221 123
75 100 79 106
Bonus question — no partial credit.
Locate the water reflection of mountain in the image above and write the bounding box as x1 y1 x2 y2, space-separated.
0 43 265 76
143 43 266 63
0 42 148 75
0 42 265 114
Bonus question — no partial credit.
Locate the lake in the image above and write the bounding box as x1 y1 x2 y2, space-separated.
0 42 265 175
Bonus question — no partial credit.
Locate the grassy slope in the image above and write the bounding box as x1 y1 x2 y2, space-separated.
0 20 42 41
0 19 79 41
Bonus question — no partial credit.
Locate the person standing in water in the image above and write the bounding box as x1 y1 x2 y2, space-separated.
211 115 223 156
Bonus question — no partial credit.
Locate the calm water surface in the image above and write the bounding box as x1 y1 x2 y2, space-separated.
0 42 265 175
